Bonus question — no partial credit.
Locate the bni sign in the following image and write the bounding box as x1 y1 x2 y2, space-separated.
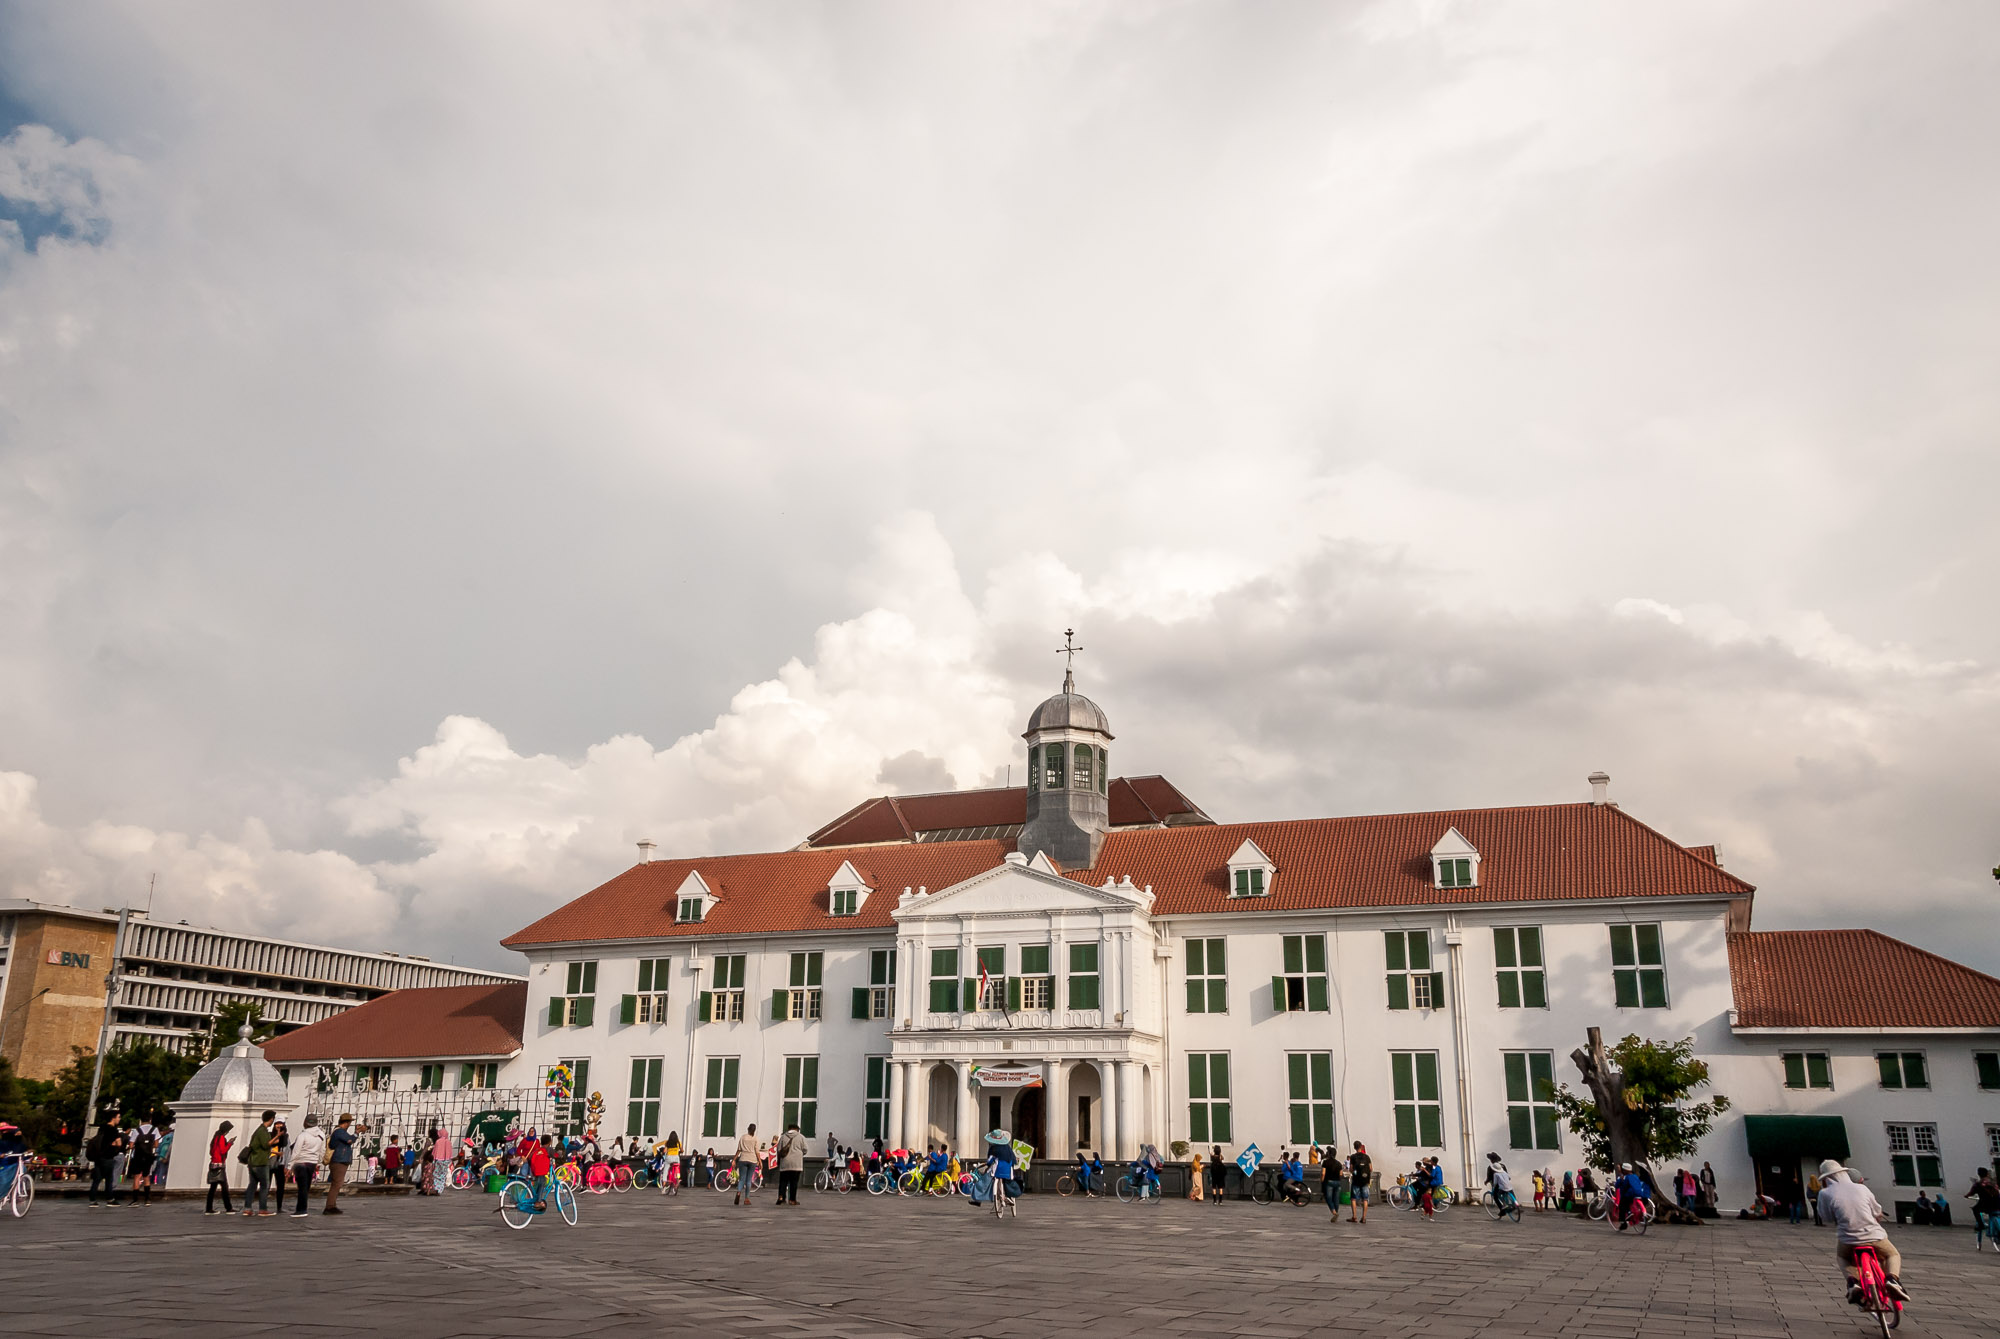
45 949 92 968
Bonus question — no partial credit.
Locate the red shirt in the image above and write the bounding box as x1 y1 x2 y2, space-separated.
527 1146 552 1177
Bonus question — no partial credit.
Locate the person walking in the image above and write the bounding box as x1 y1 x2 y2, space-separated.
323 1114 357 1215
127 1117 159 1206
1319 1148 1341 1221
287 1114 327 1218
1189 1152 1205 1202
204 1121 236 1214
732 1124 760 1206
86 1112 125 1207
1347 1142 1372 1224
775 1121 807 1206
244 1109 277 1217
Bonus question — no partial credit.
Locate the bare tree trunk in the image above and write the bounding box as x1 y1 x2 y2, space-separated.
1569 1027 1700 1225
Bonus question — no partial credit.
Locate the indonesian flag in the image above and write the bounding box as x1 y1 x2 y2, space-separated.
978 959 991 1008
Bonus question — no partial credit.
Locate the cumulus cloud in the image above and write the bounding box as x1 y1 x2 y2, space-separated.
0 6 1996 969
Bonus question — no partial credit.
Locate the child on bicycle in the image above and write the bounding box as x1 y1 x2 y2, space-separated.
1612 1162 1651 1230
1076 1150 1104 1196
1485 1152 1516 1211
526 1135 554 1211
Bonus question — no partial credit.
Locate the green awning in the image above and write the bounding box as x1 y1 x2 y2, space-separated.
1744 1114 1849 1164
467 1110 520 1144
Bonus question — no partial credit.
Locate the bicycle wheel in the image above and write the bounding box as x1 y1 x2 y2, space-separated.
12 1175 33 1217
866 1172 887 1195
1054 1173 1075 1197
498 1179 537 1230
898 1170 922 1196
583 1164 610 1194
616 1165 636 1192
836 1170 854 1194
632 1166 652 1189
451 1166 470 1190
814 1169 831 1193
1630 1201 1652 1235
1506 1196 1522 1223
1114 1174 1137 1204
1586 1193 1607 1221
555 1178 579 1225
1433 1187 1452 1215
554 1163 579 1187
1249 1174 1275 1206
1482 1190 1504 1220
713 1168 734 1193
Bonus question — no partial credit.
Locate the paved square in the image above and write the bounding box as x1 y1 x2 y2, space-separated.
3 1188 1991 1337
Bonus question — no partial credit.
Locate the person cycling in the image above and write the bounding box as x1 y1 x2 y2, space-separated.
0 1121 27 1199
1279 1152 1309 1206
1485 1152 1517 1212
1816 1160 1910 1304
922 1145 950 1193
1966 1168 2000 1243
1135 1144 1163 1199
1612 1162 1651 1230
984 1131 1018 1210
1075 1150 1105 1196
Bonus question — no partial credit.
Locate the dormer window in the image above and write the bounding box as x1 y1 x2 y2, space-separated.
674 870 714 924
826 860 870 917
1429 828 1480 891
1226 838 1276 898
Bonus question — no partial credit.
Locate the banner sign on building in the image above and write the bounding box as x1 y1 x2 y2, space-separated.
969 1065 1043 1089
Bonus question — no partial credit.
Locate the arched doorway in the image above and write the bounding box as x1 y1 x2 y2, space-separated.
1012 1086 1046 1157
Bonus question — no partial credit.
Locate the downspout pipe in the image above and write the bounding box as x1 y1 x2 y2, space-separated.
1445 922 1476 1194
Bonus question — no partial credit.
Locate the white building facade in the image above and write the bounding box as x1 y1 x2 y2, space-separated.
481 680 2000 1209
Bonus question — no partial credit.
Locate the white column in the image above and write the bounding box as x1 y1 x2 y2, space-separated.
1100 1060 1119 1159
954 1061 977 1158
1045 1058 1067 1159
1116 1060 1138 1159
886 1060 906 1150
904 1061 927 1149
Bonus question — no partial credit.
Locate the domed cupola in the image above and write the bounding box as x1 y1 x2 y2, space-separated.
1018 631 1114 871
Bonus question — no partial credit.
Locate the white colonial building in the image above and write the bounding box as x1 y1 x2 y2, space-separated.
265 676 2000 1213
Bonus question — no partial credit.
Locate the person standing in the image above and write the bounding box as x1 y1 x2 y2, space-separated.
244 1109 277 1217
1207 1144 1227 1205
288 1114 327 1218
127 1117 159 1206
205 1121 236 1214
86 1113 125 1207
153 1123 175 1195
732 1124 760 1207
1699 1161 1717 1210
430 1127 452 1195
775 1121 807 1206
323 1114 356 1215
1189 1152 1205 1202
1347 1142 1372 1224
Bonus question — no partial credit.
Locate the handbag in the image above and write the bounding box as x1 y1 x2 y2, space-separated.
207 1164 225 1185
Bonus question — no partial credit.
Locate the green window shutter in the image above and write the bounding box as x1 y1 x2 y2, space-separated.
1976 1052 2000 1090
1528 1051 1553 1098
1007 976 1021 1011
1305 936 1326 974
1877 1054 1900 1088
1496 973 1521 1009
1098 747 1107 793
808 952 823 987
1806 1053 1832 1088
1429 972 1445 1008
1210 1053 1230 1099
1386 975 1409 1011
1507 1107 1531 1149
459 1064 472 1087
637 960 652 993
961 978 976 1012
1289 1104 1311 1145
1211 1104 1234 1143
1249 869 1264 896
1635 924 1662 965
772 988 790 1021
1394 1106 1417 1147
1519 927 1542 967
1021 945 1048 976
573 996 594 1027
1271 976 1287 1012
1186 939 1205 975
1208 938 1225 973
731 955 747 988
1189 1104 1209 1143
1532 1108 1560 1150
619 994 637 1025
1415 1053 1440 1102
1613 969 1639 1009
1639 969 1668 1009
1916 1156 1942 1187
698 991 712 1023
1186 979 1206 1014
1391 1052 1414 1102
1283 936 1304 974
1186 1053 1207 1099
567 961 582 993
1287 1052 1309 1100
1233 869 1248 896
977 945 1004 976
1407 936 1430 972
1384 933 1406 972
1522 971 1547 1009
1418 1105 1443 1148
1306 975 1329 1013
1782 1053 1805 1089
1207 979 1227 1013
549 997 565 1026
1503 1052 1529 1103
1890 1154 1915 1186
1904 1052 1927 1087
852 987 869 1020
1609 924 1635 966
1493 929 1516 969
1073 975 1098 1010
790 954 805 988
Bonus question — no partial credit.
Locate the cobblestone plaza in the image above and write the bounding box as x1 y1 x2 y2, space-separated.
4 1191 1992 1338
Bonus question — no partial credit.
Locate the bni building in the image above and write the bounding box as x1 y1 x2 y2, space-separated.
0 899 521 1080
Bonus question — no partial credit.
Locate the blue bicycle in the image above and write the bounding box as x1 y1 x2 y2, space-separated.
498 1175 576 1229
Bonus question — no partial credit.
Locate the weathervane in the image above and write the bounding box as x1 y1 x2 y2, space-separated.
1057 628 1083 692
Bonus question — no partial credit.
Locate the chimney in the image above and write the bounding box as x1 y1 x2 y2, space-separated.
636 840 657 863
1587 772 1610 806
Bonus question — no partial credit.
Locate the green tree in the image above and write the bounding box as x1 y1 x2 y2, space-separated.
1552 1029 1730 1174
19 1047 94 1158
201 1000 274 1060
103 1040 200 1127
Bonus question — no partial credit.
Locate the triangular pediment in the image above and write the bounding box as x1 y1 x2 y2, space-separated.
675 869 713 901
827 859 869 891
1227 838 1272 869
892 860 1144 920
1026 850 1061 875
1430 827 1478 858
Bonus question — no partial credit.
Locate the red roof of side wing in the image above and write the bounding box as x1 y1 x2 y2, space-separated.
260 983 529 1063
1076 802 1752 913
1728 929 2000 1030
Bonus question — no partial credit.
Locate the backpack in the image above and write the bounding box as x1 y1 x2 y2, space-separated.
133 1129 157 1159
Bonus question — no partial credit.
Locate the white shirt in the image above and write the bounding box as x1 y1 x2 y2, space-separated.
1816 1176 1888 1245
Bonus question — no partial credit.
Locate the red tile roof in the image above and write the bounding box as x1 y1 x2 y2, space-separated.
1728 930 2000 1030
800 776 1211 847
504 802 1748 948
260 983 529 1062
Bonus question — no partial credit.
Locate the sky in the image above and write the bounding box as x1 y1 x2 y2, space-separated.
1 1 1995 974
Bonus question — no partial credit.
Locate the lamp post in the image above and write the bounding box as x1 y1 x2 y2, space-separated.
82 907 132 1141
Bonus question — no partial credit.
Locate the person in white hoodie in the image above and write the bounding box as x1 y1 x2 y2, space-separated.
287 1114 329 1219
